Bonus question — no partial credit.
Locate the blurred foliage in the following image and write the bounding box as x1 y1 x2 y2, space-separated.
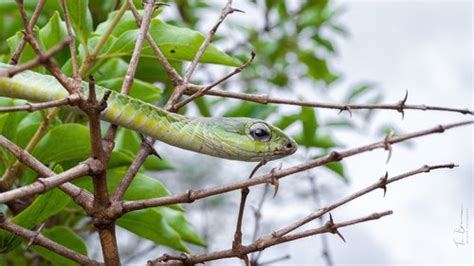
0 0 382 264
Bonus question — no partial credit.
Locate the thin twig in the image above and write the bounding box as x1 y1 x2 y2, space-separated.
1 38 73 78
249 184 270 265
0 108 59 192
9 0 46 65
183 0 238 83
166 0 238 110
0 213 101 265
127 0 182 86
173 51 255 110
307 175 333 266
183 87 474 116
273 164 457 237
149 211 393 264
15 0 76 94
121 0 156 96
108 0 159 203
121 121 472 213
60 0 81 84
0 95 79 113
78 1 129 76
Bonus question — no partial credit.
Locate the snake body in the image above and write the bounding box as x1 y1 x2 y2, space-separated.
0 64 297 161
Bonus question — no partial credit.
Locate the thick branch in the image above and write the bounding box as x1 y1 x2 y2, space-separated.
0 135 95 211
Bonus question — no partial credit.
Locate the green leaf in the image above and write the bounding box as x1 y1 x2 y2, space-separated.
114 128 174 171
298 50 338 84
194 97 211 117
345 83 375 102
0 184 70 253
32 124 90 164
300 107 318 142
31 226 88 266
274 114 300 130
324 161 348 183
101 19 240 66
107 150 134 169
223 101 277 120
65 0 93 43
143 156 175 171
117 208 189 252
97 78 162 103
39 11 69 65
158 208 206 247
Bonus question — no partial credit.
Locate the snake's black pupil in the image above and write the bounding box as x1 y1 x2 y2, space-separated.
255 129 268 137
250 123 272 142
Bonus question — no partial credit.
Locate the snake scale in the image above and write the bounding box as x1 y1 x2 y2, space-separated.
0 64 297 161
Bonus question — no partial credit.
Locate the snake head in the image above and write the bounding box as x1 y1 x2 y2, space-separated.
203 117 298 162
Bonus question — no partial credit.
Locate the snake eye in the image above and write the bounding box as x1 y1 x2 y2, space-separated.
250 123 272 142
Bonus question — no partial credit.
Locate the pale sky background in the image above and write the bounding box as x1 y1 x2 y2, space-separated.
109 1 474 265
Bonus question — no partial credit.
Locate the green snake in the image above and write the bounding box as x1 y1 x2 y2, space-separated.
0 64 297 161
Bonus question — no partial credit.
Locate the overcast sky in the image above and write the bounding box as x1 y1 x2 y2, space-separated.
121 1 474 265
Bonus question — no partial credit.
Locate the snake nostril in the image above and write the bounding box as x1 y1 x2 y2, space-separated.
286 141 294 149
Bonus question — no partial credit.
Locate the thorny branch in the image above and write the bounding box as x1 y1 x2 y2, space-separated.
184 87 474 116
0 1 472 265
149 163 454 264
121 121 472 213
150 210 393 265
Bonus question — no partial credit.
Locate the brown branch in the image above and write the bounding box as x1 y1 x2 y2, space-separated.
121 121 472 213
9 0 46 65
150 210 393 264
183 87 474 116
121 0 156 96
15 0 77 95
0 162 91 204
107 0 160 204
182 0 238 83
173 51 255 111
166 0 239 110
249 184 270 265
307 175 333 266
60 0 80 83
0 95 79 113
78 1 129 76
127 0 182 86
273 163 457 237
0 37 73 78
80 76 121 265
0 213 102 265
0 135 95 212
0 108 59 192
111 138 155 202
